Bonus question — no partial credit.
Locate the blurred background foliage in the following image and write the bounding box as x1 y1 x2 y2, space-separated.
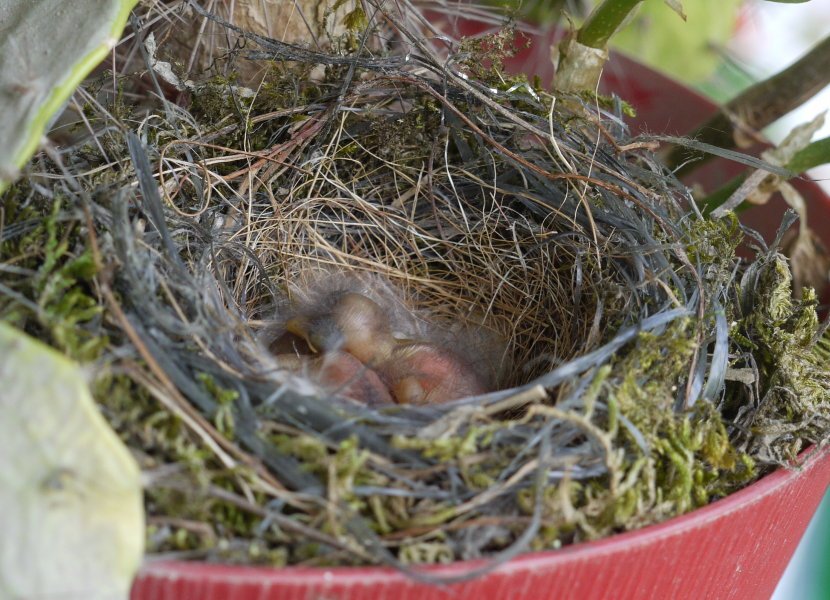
604 0 744 85
514 0 830 188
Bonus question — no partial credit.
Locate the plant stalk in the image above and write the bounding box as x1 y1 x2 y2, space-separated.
555 0 643 92
668 34 830 173
577 0 644 49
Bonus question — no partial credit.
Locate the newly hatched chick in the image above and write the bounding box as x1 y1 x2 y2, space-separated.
287 292 396 365
275 350 393 406
384 343 488 405
286 289 489 405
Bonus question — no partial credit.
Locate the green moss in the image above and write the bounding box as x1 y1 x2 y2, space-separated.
729 254 830 459
0 194 106 361
399 540 454 565
197 373 240 440
273 433 329 467
342 6 368 32
392 424 499 461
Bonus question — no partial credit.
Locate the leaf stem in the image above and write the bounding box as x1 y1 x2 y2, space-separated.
577 0 644 49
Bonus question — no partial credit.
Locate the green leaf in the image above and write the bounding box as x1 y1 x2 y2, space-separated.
0 0 138 195
699 135 830 215
0 323 144 599
789 136 830 173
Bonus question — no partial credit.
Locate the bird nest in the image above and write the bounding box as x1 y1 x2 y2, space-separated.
2 0 829 574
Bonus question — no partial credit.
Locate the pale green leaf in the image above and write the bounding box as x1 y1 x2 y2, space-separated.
0 0 138 195
0 323 144 599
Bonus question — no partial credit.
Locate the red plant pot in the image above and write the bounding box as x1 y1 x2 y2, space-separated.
131 22 830 600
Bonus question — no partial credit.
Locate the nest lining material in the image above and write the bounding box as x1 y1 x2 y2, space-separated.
1 0 829 575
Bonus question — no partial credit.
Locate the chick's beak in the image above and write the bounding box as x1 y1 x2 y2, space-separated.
285 317 318 353
287 314 349 356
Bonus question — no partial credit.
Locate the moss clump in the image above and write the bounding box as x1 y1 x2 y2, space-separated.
729 253 830 463
0 192 105 361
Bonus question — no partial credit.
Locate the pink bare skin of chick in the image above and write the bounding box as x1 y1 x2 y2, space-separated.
275 350 393 407
385 343 488 406
288 291 487 405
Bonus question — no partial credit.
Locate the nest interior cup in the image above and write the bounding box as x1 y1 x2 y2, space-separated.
129 17 830 600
